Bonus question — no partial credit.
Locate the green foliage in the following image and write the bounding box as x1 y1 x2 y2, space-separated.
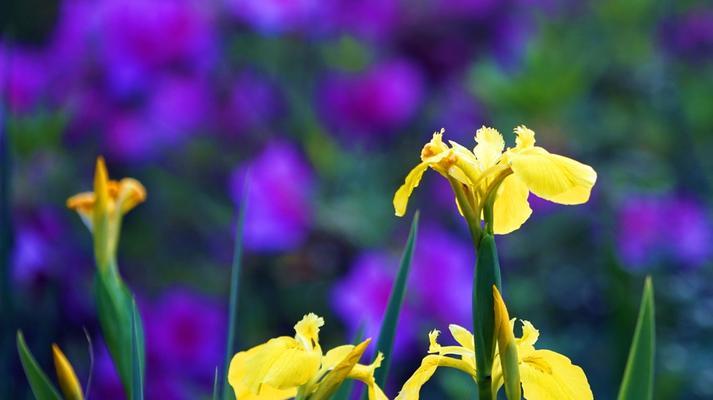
473 233 503 400
16 331 62 400
221 179 248 400
373 211 420 388
94 269 145 400
130 299 145 400
617 277 655 400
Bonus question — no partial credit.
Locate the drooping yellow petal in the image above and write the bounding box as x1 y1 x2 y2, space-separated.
394 162 429 217
228 336 321 397
347 352 388 400
395 355 441 400
509 148 596 205
52 344 84 400
474 126 505 169
492 175 532 235
117 178 147 214
448 325 475 351
519 349 593 400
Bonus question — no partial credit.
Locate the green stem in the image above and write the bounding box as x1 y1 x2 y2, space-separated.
478 377 493 400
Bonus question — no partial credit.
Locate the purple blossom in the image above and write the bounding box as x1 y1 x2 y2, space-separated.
617 194 713 270
318 59 424 140
325 0 401 40
230 141 315 251
331 251 419 354
0 46 49 113
221 71 284 136
662 8 713 62
331 224 475 356
410 225 474 327
11 210 65 285
226 0 324 35
144 289 226 382
90 342 125 400
95 0 217 97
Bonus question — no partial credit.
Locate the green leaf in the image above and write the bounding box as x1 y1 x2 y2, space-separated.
212 368 219 400
16 331 62 400
94 270 145 400
221 177 249 400
373 211 419 388
617 276 655 400
473 233 502 400
130 299 144 400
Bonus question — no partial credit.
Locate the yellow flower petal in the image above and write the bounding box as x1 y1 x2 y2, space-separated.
514 125 536 150
448 325 474 351
348 352 388 400
117 178 146 214
395 355 441 400
52 344 84 400
493 287 521 400
520 349 593 400
393 162 429 217
474 126 505 169
509 148 596 205
294 313 324 351
492 175 532 235
228 336 321 397
311 340 371 400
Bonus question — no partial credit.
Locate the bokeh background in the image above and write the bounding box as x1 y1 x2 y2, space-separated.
2 0 713 399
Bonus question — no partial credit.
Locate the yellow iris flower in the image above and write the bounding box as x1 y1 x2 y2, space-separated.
66 157 146 269
393 126 596 234
395 288 592 400
228 313 387 400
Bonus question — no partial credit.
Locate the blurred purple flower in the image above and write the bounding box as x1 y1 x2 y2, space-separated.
0 46 49 113
145 289 226 382
11 210 65 285
617 194 712 270
410 225 474 327
96 0 217 97
90 342 125 400
331 224 474 357
222 71 283 135
227 0 324 35
662 8 713 62
331 251 419 354
230 141 315 251
318 60 424 140
326 0 401 40
434 0 499 18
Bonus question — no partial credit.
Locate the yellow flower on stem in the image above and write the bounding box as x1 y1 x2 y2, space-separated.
393 126 596 235
66 157 145 271
395 288 592 400
228 313 387 400
52 344 84 400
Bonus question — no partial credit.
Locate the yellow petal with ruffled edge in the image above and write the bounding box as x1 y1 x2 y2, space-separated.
509 148 596 205
474 126 505 169
448 325 475 351
395 355 441 400
228 336 321 398
520 349 593 400
492 175 533 235
347 352 388 400
394 162 429 216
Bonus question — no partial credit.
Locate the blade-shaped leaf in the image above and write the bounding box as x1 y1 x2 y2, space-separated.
311 339 372 400
373 211 419 388
130 298 144 400
617 276 655 400
16 331 62 400
473 233 502 400
94 270 145 400
221 177 249 400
